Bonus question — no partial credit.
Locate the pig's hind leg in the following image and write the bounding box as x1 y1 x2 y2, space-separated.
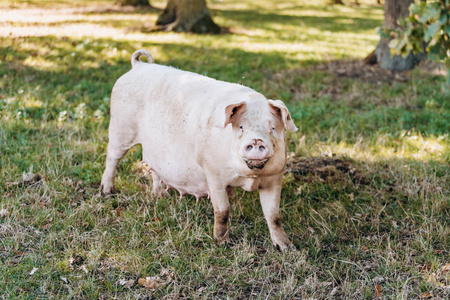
100 122 137 195
150 171 170 198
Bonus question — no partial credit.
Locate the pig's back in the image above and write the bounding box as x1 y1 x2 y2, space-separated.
112 63 240 198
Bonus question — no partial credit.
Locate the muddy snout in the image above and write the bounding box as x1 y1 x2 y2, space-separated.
242 139 271 169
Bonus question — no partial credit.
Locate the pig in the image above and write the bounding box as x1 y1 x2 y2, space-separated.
100 49 298 250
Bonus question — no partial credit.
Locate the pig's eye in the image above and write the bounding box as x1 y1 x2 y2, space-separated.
239 126 244 130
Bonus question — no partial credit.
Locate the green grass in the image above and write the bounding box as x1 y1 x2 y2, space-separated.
1 0 449 299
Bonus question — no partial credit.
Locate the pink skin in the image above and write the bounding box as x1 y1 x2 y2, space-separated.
101 50 299 250
237 124 274 170
242 138 269 160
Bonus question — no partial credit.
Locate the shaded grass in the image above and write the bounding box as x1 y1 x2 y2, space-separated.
1 0 449 299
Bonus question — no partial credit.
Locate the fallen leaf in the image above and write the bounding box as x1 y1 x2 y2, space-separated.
0 209 9 217
138 276 164 289
348 193 354 201
374 284 382 298
419 292 433 299
440 263 450 275
42 223 51 229
361 246 369 252
160 267 174 281
330 287 339 296
7 167 43 186
363 264 372 271
160 267 170 277
391 220 398 228
119 278 135 289
69 255 84 266
29 267 38 275
116 207 124 217
78 265 89 274
22 167 43 185
373 276 385 284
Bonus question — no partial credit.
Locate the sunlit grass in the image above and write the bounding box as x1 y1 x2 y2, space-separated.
2 0 382 62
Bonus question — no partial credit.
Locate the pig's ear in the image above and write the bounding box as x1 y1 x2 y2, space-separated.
268 99 298 132
216 101 247 128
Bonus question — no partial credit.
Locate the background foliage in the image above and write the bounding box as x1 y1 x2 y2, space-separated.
379 0 450 86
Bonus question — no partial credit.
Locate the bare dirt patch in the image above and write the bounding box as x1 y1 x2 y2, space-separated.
298 59 445 85
286 156 369 185
316 60 408 83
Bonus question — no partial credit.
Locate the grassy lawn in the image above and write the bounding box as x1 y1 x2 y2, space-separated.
0 0 449 298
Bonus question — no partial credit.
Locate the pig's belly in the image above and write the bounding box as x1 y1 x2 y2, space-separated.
143 150 210 199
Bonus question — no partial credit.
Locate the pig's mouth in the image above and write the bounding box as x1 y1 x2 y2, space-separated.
243 158 269 169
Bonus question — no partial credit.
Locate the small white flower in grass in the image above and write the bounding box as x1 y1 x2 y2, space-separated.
58 111 67 123
75 103 85 120
94 109 103 120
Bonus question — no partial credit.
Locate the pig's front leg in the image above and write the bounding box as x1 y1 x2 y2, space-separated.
259 177 292 251
208 184 231 244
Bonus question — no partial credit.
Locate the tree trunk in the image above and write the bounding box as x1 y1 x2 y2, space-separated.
156 0 220 34
116 0 150 6
372 0 423 71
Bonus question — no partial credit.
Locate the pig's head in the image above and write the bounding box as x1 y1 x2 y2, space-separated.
217 94 298 177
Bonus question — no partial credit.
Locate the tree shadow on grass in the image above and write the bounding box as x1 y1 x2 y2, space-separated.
3 4 382 39
1 35 447 136
0 35 305 104
218 7 383 33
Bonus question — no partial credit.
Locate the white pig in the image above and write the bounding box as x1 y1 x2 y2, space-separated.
101 49 298 250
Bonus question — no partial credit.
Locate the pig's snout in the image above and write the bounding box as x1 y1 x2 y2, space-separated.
242 139 270 169
243 139 269 160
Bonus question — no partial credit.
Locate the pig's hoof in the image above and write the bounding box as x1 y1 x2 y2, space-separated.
214 234 231 246
274 242 296 252
100 184 116 196
271 234 294 251
216 239 231 246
